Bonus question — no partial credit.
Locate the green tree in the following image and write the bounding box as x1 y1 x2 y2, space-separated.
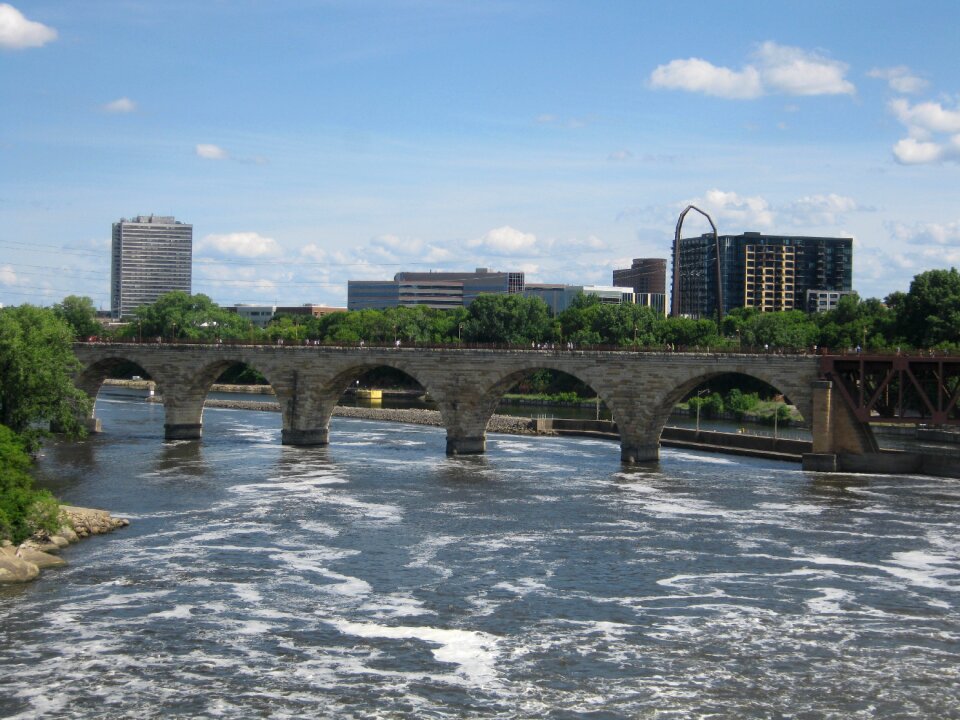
895 268 960 348
0 305 92 443
0 425 60 544
464 294 553 345
122 291 255 342
53 295 102 340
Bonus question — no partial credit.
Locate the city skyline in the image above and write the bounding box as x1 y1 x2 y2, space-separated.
2 1 960 310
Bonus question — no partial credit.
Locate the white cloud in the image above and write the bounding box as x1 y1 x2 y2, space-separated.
468 226 539 255
755 42 854 96
888 220 960 246
650 42 854 99
786 193 859 226
103 97 137 113
299 243 327 262
0 3 57 49
608 149 633 161
650 58 762 99
0 264 17 285
689 189 774 228
892 137 945 164
197 232 280 257
890 99 960 134
888 99 960 165
196 143 228 160
868 66 928 94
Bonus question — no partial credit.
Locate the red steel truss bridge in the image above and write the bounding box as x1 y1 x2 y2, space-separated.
820 354 960 425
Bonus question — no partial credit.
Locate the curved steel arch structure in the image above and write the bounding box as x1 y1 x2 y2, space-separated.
671 205 724 325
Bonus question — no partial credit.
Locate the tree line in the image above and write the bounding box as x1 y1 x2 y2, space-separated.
61 266 960 351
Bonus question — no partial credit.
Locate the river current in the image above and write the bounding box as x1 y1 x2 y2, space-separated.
1 392 959 718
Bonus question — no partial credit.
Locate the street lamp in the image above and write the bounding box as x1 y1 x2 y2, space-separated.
171 322 177 343
137 320 141 344
458 322 464 344
633 323 638 347
695 388 709 434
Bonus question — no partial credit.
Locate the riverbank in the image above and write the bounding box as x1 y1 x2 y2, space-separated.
0 506 129 584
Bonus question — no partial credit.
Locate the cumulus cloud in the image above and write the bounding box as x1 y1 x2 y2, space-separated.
868 66 928 94
888 99 960 164
468 226 539 255
0 3 57 49
888 220 960 246
650 58 762 99
688 189 774 228
103 97 137 113
0 264 17 285
196 143 228 160
785 194 859 226
197 232 280 257
650 41 854 99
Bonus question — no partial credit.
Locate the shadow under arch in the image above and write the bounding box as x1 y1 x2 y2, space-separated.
645 369 812 445
476 361 623 437
75 355 165 410
186 355 288 432
316 358 443 425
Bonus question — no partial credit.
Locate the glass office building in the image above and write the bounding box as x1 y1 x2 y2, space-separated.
111 215 192 319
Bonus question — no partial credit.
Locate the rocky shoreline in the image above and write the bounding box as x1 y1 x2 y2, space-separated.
0 506 129 584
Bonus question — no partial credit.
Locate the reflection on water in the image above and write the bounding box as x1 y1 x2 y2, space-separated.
2 394 957 718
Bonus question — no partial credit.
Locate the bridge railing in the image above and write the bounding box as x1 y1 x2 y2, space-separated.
75 337 835 356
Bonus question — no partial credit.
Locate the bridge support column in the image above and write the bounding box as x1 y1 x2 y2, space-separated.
282 427 329 446
446 435 486 455
620 442 660 463
165 423 202 440
804 379 878 471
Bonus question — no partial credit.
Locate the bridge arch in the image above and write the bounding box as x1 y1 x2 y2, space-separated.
75 355 167 404
643 366 814 450
451 359 627 456
177 355 290 439
296 358 450 446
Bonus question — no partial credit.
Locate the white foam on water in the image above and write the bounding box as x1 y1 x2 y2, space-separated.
232 583 262 604
146 604 195 619
360 592 434 619
329 620 500 686
794 552 960 592
492 577 550 596
663 450 739 465
806 587 854 614
297 518 340 537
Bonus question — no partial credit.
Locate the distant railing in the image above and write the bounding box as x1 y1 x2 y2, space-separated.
74 337 959 358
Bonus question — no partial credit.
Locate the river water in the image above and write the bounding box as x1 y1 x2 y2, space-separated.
1 391 959 718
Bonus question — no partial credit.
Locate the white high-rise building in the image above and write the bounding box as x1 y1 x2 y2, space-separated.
111 215 192 319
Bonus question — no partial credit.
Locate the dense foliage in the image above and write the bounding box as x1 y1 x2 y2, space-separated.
0 305 92 443
0 425 60 544
0 306 91 543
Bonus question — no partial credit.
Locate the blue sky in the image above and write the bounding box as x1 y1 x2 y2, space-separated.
2 0 960 310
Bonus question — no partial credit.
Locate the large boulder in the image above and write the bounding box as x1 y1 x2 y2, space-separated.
17 547 67 569
0 547 40 584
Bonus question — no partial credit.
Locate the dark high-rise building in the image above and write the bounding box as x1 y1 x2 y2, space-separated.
672 232 852 318
612 258 667 295
111 215 192 319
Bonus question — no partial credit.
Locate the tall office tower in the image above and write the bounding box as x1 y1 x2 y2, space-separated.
612 258 667 295
671 232 852 318
111 215 193 319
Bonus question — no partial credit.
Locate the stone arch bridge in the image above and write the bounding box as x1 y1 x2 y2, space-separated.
73 343 839 463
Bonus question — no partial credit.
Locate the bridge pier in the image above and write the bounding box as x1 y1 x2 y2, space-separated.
446 435 486 455
281 428 329 446
165 423 202 441
620 442 660 463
